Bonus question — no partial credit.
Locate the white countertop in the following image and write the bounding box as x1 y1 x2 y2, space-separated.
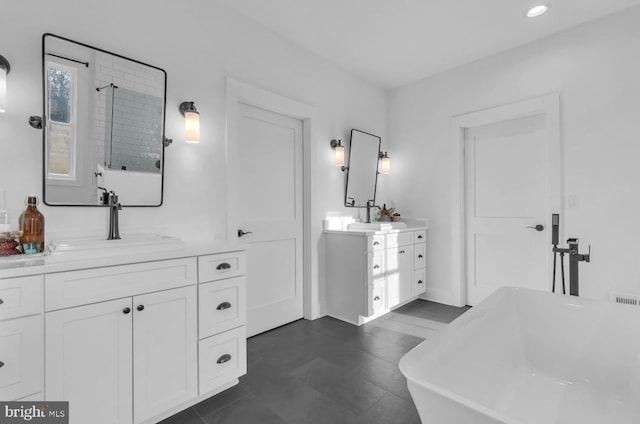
323 225 428 237
323 217 428 236
0 240 245 279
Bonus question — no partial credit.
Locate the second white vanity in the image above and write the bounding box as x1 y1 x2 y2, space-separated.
324 220 428 325
0 240 247 424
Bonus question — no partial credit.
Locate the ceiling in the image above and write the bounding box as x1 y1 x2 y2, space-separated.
216 0 640 89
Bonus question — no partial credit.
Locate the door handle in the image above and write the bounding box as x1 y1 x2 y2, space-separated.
526 225 544 232
237 229 253 238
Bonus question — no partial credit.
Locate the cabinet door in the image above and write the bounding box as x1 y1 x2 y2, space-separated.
0 315 42 400
387 246 414 307
133 286 197 424
46 298 133 424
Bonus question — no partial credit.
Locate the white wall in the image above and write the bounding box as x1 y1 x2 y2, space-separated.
388 6 640 304
0 0 387 317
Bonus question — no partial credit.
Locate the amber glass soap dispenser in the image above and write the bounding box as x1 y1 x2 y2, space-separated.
19 196 45 254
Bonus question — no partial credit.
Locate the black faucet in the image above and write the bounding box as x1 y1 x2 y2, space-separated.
107 191 122 240
553 237 590 296
366 200 380 224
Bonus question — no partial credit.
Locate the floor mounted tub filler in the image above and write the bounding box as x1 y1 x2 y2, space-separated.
399 287 640 424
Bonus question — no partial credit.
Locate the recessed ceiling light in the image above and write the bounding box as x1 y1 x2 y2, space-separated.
526 4 550 18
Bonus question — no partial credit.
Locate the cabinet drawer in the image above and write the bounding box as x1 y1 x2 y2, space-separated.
0 275 43 321
414 269 426 296
414 243 426 269
45 258 197 311
367 235 385 251
366 280 386 317
0 315 43 400
199 326 247 395
199 277 246 339
414 230 427 243
386 231 414 248
199 251 246 283
367 251 385 281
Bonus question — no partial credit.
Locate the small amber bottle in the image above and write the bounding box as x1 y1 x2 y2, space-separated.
19 196 45 254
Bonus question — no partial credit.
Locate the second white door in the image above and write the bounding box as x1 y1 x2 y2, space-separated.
465 114 551 305
228 103 304 337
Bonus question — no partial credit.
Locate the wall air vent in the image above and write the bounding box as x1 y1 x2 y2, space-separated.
610 292 640 307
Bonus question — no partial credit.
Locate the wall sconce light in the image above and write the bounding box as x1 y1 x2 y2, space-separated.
379 151 390 175
179 101 200 144
330 139 347 171
0 55 11 113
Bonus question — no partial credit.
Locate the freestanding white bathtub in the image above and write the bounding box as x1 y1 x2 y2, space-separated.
399 287 640 424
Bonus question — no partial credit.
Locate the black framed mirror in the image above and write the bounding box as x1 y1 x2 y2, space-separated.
344 129 381 207
42 33 167 206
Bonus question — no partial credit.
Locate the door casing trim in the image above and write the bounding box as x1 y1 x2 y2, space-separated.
450 93 562 307
225 77 317 320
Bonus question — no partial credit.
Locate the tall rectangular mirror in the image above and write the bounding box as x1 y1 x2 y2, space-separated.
42 34 166 206
344 129 381 207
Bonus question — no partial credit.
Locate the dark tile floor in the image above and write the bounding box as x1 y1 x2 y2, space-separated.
160 299 470 424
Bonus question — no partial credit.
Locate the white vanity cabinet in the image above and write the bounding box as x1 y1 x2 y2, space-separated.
0 242 247 424
325 226 427 325
0 275 44 401
45 259 198 424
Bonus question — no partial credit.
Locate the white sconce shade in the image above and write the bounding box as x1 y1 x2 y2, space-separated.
0 55 10 113
335 144 345 167
330 139 345 168
185 110 200 143
381 157 390 174
380 152 390 175
180 101 200 144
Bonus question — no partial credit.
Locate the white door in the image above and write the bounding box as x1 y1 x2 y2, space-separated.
228 103 304 337
133 286 197 424
46 298 133 424
465 114 550 305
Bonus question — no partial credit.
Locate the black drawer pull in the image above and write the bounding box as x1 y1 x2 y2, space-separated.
123 307 131 314
216 262 232 271
216 302 232 311
373 296 381 301
417 235 423 239
0 299 4 305
373 241 380 246
0 361 4 368
137 305 144 312
418 254 423 258
373 265 380 270
217 354 232 364
418 280 423 285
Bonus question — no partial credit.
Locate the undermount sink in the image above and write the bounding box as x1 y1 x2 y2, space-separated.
347 222 408 231
48 234 183 256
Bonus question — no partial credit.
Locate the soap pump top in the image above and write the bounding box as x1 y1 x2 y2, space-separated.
19 196 45 254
